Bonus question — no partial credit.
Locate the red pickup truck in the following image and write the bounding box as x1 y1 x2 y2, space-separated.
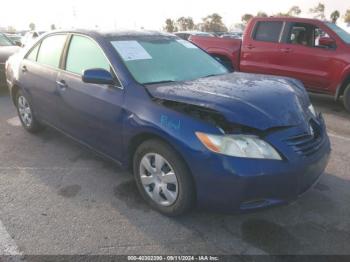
189 17 350 111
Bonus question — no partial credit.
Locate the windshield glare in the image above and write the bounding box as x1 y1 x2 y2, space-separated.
110 37 228 84
0 34 13 46
325 22 350 44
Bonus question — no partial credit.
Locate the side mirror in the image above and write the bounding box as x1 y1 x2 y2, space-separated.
14 41 22 47
82 68 114 85
319 37 336 48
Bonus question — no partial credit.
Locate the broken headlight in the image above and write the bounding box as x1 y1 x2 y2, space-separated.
196 132 282 160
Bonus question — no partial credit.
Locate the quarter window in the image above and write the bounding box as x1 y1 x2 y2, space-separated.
253 21 283 42
65 35 110 75
37 34 67 68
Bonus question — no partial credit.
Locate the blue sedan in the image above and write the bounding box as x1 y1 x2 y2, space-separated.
6 30 331 216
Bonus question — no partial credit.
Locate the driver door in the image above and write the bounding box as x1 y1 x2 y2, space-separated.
277 22 335 91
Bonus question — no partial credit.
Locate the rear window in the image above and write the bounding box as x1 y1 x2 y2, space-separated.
253 21 283 42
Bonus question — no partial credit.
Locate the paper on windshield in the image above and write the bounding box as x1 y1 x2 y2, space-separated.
111 41 152 61
176 39 198 49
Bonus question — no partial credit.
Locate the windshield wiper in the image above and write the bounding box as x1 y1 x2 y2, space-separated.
143 80 176 85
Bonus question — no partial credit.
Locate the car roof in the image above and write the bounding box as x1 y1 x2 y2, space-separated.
252 16 327 24
46 29 174 39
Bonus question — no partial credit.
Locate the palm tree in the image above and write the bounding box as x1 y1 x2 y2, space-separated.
29 22 36 31
164 19 176 33
330 11 340 24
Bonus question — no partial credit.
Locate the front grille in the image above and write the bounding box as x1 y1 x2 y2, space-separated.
285 120 326 157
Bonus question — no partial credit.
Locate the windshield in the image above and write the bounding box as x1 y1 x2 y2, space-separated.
0 34 14 46
325 22 350 44
109 36 228 84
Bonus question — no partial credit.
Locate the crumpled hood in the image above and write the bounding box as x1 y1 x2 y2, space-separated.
146 72 310 130
0 46 20 63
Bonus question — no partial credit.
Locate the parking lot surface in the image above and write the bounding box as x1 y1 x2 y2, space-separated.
0 87 350 255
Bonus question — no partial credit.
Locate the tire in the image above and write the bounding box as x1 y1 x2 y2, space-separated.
344 83 350 112
15 89 43 133
133 139 195 216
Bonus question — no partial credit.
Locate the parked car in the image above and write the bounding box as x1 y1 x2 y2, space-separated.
21 31 46 47
220 32 243 39
174 31 215 40
5 33 23 46
0 33 20 87
6 30 330 215
190 17 350 111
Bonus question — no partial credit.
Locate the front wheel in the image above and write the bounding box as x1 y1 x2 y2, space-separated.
133 139 195 216
344 83 350 113
16 90 43 133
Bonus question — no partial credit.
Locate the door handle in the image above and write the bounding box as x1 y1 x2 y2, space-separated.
281 48 292 53
247 44 255 50
56 80 68 90
21 66 28 73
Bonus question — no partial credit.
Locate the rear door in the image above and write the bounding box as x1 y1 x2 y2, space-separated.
19 34 68 124
240 20 285 74
276 22 336 91
54 34 125 160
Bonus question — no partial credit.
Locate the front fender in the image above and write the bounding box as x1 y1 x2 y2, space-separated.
121 96 221 172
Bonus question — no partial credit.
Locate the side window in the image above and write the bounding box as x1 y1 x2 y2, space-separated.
287 23 335 48
26 44 40 61
37 34 67 68
314 28 334 48
253 21 283 42
65 35 111 75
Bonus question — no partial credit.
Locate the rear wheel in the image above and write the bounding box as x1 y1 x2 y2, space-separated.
344 83 350 112
133 139 195 216
16 90 43 133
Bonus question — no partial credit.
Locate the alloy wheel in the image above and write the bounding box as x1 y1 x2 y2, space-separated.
18 96 33 127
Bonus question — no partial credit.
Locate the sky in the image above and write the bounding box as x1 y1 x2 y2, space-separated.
1 0 349 31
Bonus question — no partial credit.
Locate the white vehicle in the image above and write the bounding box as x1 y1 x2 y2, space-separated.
21 31 46 47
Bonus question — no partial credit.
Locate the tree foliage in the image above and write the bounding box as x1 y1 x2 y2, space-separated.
330 10 340 24
7 26 16 33
177 17 195 31
309 3 325 19
241 14 254 24
344 10 350 24
202 13 227 32
275 6 301 17
29 22 36 31
288 6 301 16
256 12 268 17
164 19 176 33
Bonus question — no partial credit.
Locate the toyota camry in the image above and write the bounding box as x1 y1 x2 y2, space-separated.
6 30 331 216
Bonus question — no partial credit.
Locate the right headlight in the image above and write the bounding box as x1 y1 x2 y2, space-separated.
196 132 282 160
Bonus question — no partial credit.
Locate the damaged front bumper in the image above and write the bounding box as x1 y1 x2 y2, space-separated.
187 115 331 212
